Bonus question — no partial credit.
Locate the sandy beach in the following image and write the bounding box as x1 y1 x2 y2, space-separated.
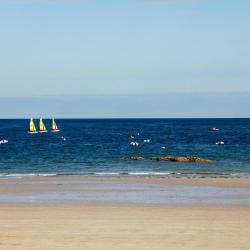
1 0 250 247
0 176 250 250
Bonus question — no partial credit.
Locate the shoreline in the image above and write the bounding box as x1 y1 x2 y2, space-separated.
1 175 250 186
1 170 250 180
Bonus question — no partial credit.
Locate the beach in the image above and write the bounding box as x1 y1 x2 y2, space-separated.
0 176 249 250
1 0 250 246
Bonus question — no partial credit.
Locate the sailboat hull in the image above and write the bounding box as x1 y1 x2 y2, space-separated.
28 131 38 134
51 129 60 132
39 130 48 133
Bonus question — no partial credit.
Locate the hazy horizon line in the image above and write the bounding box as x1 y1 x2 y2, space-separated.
1 93 249 118
1 91 250 99
1 117 250 120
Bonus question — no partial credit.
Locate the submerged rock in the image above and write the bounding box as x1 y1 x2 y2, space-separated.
149 156 211 162
123 156 145 161
123 156 211 163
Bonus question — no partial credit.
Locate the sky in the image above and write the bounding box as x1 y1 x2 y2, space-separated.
0 0 249 117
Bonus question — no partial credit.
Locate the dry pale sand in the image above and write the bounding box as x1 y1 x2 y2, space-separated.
0 204 250 250
0 177 249 250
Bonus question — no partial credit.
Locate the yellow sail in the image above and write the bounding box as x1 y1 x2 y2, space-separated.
29 118 37 133
39 118 47 132
51 118 60 132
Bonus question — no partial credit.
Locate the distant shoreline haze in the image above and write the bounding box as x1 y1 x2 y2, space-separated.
0 93 249 118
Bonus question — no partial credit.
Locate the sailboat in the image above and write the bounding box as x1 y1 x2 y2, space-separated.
39 118 47 133
28 118 38 134
51 118 60 132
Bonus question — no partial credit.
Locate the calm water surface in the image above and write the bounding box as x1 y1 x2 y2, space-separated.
0 119 250 177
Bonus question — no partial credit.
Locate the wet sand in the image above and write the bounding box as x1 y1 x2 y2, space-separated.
0 176 249 249
0 176 250 197
0 176 249 205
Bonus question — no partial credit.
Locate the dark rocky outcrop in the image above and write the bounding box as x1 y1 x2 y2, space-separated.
123 156 211 163
149 156 211 162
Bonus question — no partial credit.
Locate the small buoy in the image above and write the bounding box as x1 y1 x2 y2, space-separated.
143 139 150 143
130 141 139 147
0 139 8 144
162 146 166 149
61 136 66 141
216 141 224 145
211 127 219 131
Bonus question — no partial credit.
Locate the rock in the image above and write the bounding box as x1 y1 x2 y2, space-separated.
185 156 212 163
149 156 211 162
123 156 211 163
122 156 145 161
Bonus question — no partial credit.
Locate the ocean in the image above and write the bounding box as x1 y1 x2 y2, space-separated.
0 118 250 178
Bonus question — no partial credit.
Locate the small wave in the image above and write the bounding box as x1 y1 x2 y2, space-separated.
128 172 171 176
92 171 172 176
1 172 249 179
37 173 58 177
0 173 57 178
94 172 121 176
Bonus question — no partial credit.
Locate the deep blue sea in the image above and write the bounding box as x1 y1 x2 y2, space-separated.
0 119 250 178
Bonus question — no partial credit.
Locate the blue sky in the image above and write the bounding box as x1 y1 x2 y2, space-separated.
0 0 249 117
